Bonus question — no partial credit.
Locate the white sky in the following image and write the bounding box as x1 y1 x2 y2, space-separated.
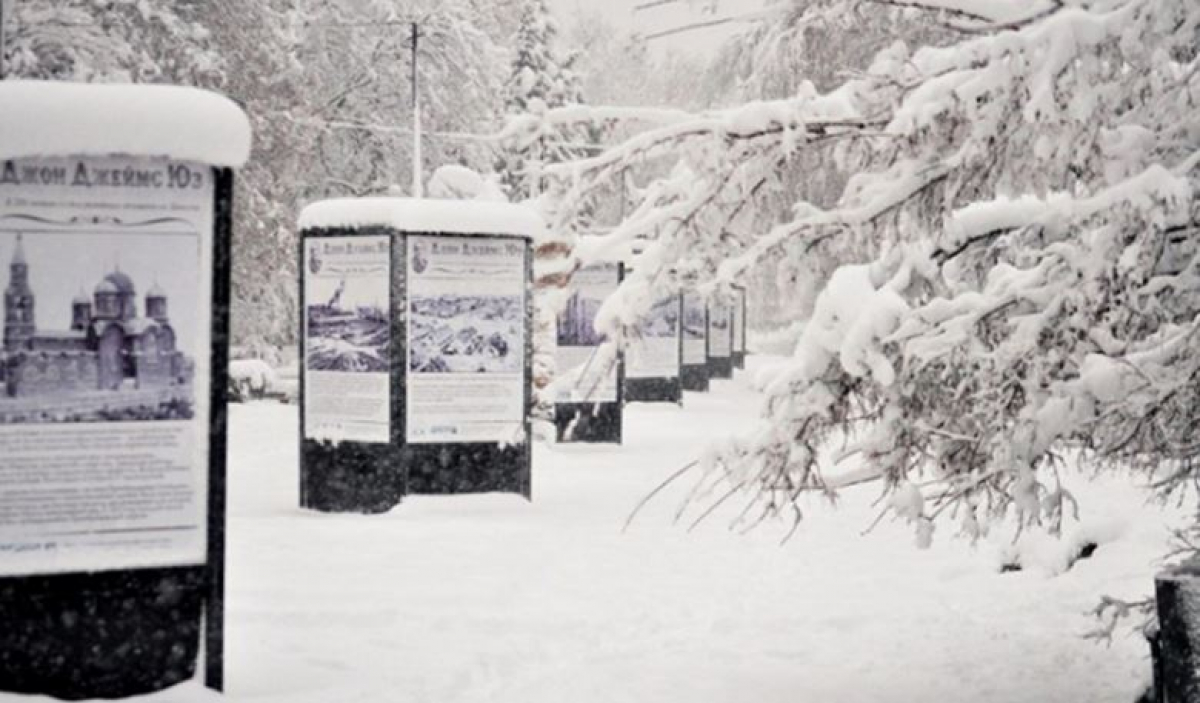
548 0 767 58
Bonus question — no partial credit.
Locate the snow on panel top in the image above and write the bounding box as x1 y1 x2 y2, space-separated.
0 80 251 167
299 198 543 240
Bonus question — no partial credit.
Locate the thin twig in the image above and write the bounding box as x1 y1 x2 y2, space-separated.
622 461 698 532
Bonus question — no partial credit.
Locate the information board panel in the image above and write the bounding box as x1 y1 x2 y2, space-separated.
303 235 391 444
406 235 527 444
627 295 681 379
0 155 212 577
709 298 732 358
682 292 707 365
556 263 620 403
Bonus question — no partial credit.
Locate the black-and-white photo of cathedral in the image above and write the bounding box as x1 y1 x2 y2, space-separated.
0 233 195 424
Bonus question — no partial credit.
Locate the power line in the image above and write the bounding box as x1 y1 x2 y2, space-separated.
304 10 437 29
641 10 764 42
633 0 682 12
305 20 419 28
305 15 438 196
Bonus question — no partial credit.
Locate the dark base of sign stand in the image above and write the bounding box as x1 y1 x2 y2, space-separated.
681 364 710 392
405 443 532 497
733 352 746 370
300 441 405 513
708 357 734 380
625 377 683 404
0 567 205 700
554 403 622 443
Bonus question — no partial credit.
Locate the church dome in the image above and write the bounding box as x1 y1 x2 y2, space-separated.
94 279 119 295
73 290 90 305
147 282 167 299
103 271 136 295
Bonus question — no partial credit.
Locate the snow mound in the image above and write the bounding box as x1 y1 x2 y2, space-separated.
0 80 251 167
427 165 508 202
299 197 542 239
994 517 1128 577
230 359 278 392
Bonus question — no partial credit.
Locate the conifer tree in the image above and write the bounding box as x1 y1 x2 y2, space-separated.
498 0 584 200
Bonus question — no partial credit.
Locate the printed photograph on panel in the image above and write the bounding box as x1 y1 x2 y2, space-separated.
557 288 606 347
305 249 390 374
709 306 729 334
683 297 706 342
639 297 679 338
409 294 523 374
0 230 197 424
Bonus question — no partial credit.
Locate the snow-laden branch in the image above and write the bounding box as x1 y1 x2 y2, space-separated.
865 0 1064 32
640 0 1200 544
494 0 1200 546
540 84 874 187
934 163 1195 263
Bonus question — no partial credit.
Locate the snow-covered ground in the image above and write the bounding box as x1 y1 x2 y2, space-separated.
5 357 1184 702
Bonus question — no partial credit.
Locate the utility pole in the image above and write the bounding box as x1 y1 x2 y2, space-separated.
306 16 434 198
410 21 422 198
0 0 9 81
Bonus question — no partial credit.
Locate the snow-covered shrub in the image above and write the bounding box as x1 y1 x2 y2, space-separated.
229 359 279 403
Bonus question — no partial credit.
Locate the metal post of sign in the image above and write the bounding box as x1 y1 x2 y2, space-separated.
204 167 234 691
410 22 422 198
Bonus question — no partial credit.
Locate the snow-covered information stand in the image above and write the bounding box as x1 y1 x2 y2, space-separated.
298 199 536 510
554 262 623 443
707 295 734 380
680 291 710 392
0 82 248 698
732 286 747 370
624 294 683 403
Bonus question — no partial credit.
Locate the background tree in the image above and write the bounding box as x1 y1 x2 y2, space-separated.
2 0 526 360
496 0 586 201
3 0 218 83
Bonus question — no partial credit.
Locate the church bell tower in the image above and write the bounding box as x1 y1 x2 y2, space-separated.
4 234 35 351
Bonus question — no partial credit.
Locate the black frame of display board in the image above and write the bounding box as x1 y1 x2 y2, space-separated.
299 227 534 511
554 263 625 444
624 293 683 405
0 166 233 699
622 282 683 404
681 301 710 393
707 297 734 380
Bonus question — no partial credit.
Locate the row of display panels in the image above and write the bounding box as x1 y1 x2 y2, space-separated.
0 154 744 693
301 245 749 448
0 182 751 575
554 262 748 406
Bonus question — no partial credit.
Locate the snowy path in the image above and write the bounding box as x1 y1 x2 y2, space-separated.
6 359 1179 702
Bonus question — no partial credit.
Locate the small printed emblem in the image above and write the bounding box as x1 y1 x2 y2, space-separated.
309 245 322 274
412 243 428 274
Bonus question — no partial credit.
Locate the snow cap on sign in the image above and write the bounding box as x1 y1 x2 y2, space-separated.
299 197 542 240
0 80 251 167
